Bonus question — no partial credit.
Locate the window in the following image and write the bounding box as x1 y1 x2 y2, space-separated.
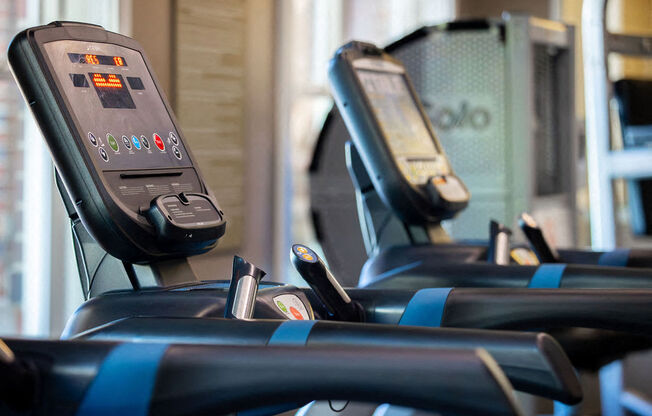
0 0 122 337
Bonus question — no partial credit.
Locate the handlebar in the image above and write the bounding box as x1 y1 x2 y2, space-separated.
76 317 580 403
1 339 522 416
362 247 652 289
350 288 652 335
442 289 652 334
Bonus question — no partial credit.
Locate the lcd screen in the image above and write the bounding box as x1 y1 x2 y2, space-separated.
89 72 135 109
356 69 439 160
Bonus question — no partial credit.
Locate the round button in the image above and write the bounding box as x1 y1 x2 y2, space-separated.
172 146 182 160
131 135 141 150
293 244 316 261
88 132 98 147
122 135 132 150
140 135 150 149
99 147 109 162
169 132 179 145
107 134 119 152
153 133 165 151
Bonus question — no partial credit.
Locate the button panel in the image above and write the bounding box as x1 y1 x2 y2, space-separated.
397 156 449 185
87 130 187 163
273 294 312 320
43 40 192 171
85 131 186 161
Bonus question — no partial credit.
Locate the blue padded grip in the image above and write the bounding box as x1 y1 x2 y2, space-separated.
264 321 317 416
598 249 630 267
398 288 453 327
76 343 169 416
528 264 567 288
267 320 317 346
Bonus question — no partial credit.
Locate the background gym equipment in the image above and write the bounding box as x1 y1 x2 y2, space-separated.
326 38 652 416
311 15 578 283
5 21 583 414
313 17 652 287
9 20 652 416
327 40 652 291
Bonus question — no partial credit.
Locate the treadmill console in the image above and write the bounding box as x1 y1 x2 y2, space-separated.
329 41 469 225
43 40 191 171
9 22 225 262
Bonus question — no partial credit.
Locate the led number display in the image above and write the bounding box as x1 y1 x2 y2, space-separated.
68 53 128 66
92 73 123 88
88 73 135 109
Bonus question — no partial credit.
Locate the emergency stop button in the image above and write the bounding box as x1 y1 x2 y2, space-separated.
153 133 165 151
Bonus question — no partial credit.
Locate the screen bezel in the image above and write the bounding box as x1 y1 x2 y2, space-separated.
16 23 219 262
28 25 207 230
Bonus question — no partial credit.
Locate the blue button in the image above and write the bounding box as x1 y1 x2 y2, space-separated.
131 135 141 150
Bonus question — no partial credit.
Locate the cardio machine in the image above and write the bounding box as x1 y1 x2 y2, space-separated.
325 39 652 415
4 21 595 415
327 40 652 291
8 21 652 415
313 27 652 276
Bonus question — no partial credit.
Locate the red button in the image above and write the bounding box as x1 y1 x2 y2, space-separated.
153 133 165 151
289 306 304 320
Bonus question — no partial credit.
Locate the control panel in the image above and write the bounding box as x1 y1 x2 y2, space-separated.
9 22 225 262
329 41 470 224
44 40 191 171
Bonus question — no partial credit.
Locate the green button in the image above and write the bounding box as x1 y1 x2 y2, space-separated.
276 301 288 313
107 134 119 152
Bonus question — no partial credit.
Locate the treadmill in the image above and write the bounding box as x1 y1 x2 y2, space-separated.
325 39 652 415
327 40 652 291
4 21 591 415
312 28 652 276
8 21 652 415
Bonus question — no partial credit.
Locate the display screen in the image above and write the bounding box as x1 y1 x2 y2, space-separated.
356 69 450 184
357 69 439 159
68 53 127 66
89 73 135 109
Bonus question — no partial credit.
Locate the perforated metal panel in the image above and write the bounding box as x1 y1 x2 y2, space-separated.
393 27 510 238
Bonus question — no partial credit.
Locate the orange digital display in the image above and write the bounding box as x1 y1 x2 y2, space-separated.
91 73 123 88
68 53 128 66
85 54 100 65
87 72 135 108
